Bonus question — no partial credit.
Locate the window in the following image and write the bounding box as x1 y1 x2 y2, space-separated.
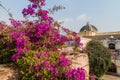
108 43 115 49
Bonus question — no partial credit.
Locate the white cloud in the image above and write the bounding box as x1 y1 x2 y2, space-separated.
59 18 73 23
77 14 87 21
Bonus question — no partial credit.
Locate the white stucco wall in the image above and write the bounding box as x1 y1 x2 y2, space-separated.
80 37 91 48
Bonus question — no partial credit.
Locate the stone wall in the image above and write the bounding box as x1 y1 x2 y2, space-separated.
81 37 91 48
115 60 120 75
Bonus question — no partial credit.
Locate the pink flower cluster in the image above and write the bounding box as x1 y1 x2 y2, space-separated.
66 68 85 80
22 4 36 17
22 0 54 24
10 19 22 28
10 30 29 61
29 0 45 6
38 10 49 21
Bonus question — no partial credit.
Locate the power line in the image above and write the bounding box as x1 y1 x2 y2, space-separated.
0 2 13 19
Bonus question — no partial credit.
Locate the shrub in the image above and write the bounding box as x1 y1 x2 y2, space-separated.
86 40 111 79
0 32 16 64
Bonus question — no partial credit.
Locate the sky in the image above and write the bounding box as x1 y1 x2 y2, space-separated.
0 0 120 33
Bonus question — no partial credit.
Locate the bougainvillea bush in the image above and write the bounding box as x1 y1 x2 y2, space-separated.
0 0 85 80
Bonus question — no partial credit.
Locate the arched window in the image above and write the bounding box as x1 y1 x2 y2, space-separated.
108 43 115 49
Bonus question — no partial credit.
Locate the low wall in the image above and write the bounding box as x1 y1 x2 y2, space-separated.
116 60 120 75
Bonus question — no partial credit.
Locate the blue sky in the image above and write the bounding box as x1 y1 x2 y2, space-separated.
0 0 120 32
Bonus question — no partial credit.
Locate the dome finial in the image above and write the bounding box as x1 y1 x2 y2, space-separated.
86 21 90 25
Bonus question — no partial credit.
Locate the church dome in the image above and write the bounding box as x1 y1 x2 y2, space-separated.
79 22 98 32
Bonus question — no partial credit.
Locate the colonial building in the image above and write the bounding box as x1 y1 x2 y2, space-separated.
79 22 120 50
79 22 120 75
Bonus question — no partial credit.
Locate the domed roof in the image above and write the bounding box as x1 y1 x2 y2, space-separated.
79 22 98 32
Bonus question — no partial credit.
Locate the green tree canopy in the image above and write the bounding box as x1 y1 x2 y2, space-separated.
86 40 112 78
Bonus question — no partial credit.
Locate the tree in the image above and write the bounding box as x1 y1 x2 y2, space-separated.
86 40 111 79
